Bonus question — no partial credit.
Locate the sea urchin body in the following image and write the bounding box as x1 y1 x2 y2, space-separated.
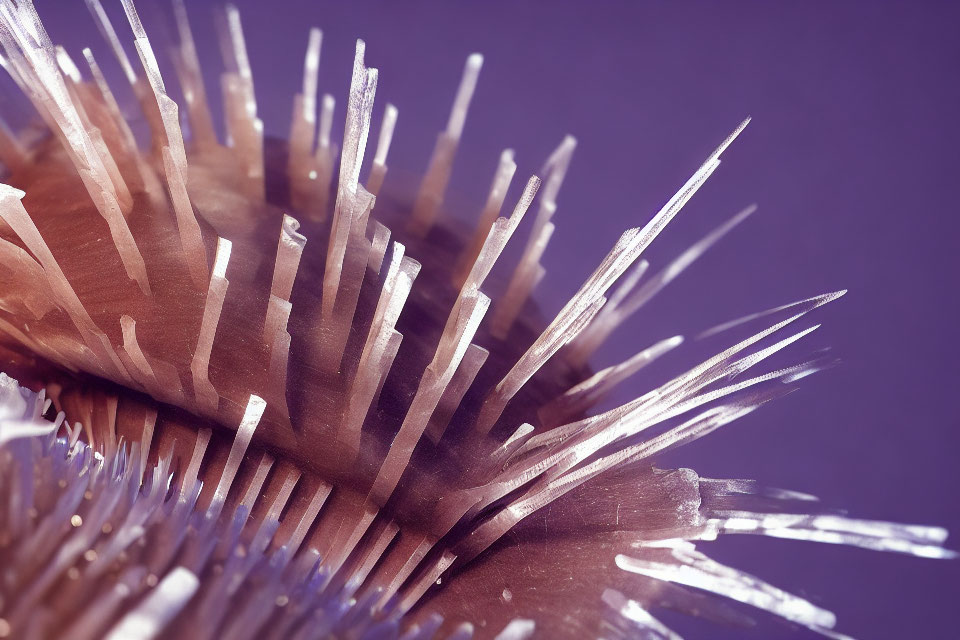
0 1 952 639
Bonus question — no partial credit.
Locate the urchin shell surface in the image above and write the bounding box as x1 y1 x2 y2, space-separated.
0 1 953 639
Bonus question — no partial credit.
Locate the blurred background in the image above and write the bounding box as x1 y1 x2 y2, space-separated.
19 1 959 637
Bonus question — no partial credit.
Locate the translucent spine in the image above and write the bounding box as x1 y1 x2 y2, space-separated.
319 40 377 373
171 0 218 149
264 214 306 367
120 0 208 289
103 567 199 640
289 27 322 209
366 103 398 197
408 54 483 236
340 242 420 462
490 135 577 337
308 93 338 220
81 48 153 191
453 148 517 288
207 395 266 520
473 120 749 436
220 4 264 200
568 203 758 365
190 237 232 412
0 185 129 380
0 1 151 295
117 315 160 394
369 176 540 506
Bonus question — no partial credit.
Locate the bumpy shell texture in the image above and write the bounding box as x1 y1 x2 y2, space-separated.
0 2 952 639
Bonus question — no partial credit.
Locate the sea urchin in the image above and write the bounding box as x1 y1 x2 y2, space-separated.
0 1 952 639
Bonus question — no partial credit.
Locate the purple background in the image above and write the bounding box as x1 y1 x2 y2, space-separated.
34 1 959 637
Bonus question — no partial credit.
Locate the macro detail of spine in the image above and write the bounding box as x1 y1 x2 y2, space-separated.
0 1 952 639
